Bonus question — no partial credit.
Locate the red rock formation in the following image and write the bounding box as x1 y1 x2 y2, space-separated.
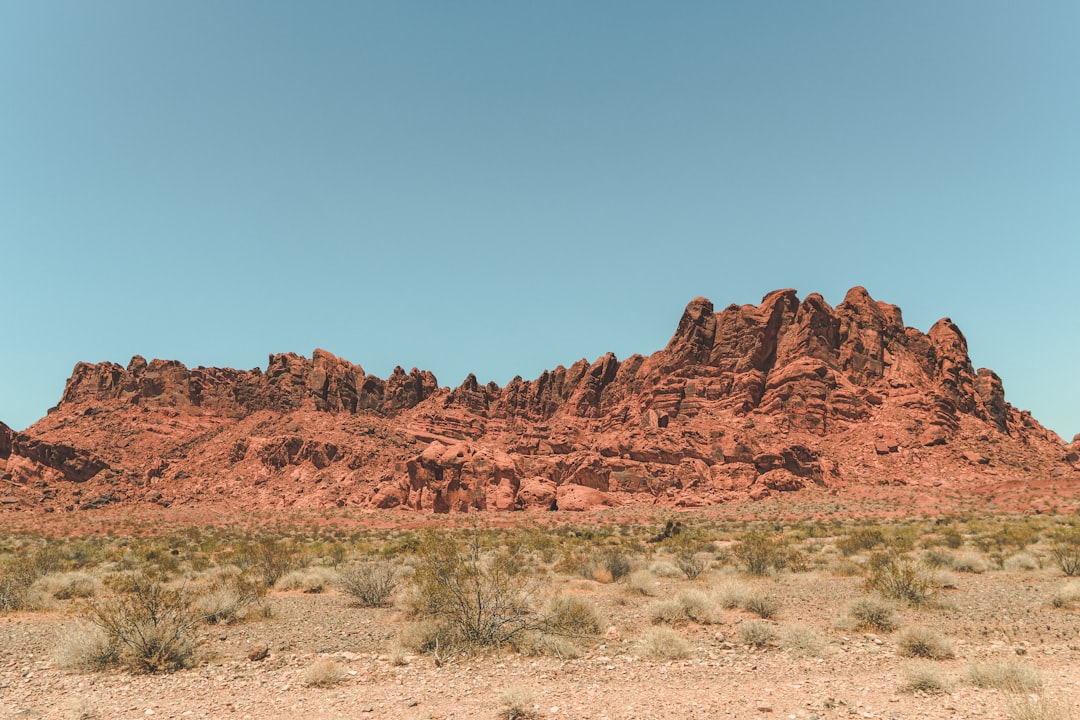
3 287 1075 514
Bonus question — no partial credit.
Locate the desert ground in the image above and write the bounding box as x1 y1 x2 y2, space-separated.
2 505 1080 720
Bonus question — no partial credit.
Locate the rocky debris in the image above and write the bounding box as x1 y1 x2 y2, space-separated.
247 645 269 662
4 287 1076 513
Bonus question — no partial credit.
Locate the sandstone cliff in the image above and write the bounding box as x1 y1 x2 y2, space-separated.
2 288 1075 513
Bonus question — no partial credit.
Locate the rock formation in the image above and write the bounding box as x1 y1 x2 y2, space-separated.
1 287 1074 514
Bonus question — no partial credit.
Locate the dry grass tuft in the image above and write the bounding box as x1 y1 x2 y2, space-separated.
647 589 721 625
897 626 955 659
737 620 776 648
900 662 950 694
638 626 691 660
966 660 1042 692
1049 580 1080 609
780 623 826 656
302 657 347 687
714 580 751 609
741 593 779 619
53 622 120 672
951 551 989 574
274 567 335 593
848 598 898 633
499 686 539 719
624 570 658 596
1006 695 1073 720
544 594 601 636
37 571 99 600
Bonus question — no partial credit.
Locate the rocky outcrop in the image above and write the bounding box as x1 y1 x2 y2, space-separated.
58 350 437 417
5 287 1075 514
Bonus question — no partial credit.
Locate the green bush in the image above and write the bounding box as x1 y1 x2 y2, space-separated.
742 593 779 619
848 598 898 633
0 546 60 612
837 527 886 556
337 560 400 608
732 531 785 576
601 548 632 582
863 554 935 605
405 531 538 650
675 550 709 580
83 575 200 673
1050 528 1080 577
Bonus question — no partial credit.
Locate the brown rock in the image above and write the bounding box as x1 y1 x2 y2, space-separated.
555 484 615 511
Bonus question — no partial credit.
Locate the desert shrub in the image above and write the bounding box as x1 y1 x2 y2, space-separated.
1006 695 1072 720
510 630 582 659
37 571 99 600
741 593 779 619
499 687 538 720
837 527 886 556
1004 552 1039 571
193 571 265 625
675 550 709 580
737 620 776 648
544 594 601 636
647 598 686 625
648 590 720 625
647 560 684 579
715 580 750 609
274 566 334 593
624 570 657 596
553 548 593 579
848 598 898 633
897 627 954 660
922 549 954 568
780 624 826 656
302 657 346 687
398 619 449 655
1050 580 1080 609
901 663 949 694
53 622 121 672
82 575 200 673
601 548 633 582
966 660 1042 692
0 547 59 612
337 560 400 607
732 531 785 576
231 538 305 588
1050 529 1080 577
934 525 965 549
405 531 538 650
864 554 935 605
638 626 690 660
976 522 1038 554
951 551 989 574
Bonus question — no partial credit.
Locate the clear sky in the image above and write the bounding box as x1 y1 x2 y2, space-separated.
2 2 1077 440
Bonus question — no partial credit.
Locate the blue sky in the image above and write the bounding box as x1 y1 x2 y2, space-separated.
2 2 1077 440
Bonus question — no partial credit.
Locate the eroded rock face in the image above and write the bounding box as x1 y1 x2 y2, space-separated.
5 287 1075 513
59 350 437 417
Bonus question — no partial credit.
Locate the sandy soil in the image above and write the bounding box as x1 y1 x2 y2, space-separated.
3 557 1079 720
